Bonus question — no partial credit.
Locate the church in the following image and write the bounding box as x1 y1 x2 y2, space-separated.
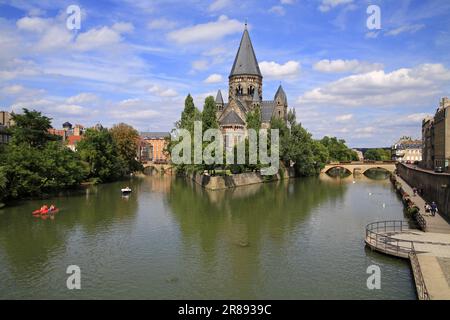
215 25 288 149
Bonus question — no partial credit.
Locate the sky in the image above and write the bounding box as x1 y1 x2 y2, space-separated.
0 0 449 147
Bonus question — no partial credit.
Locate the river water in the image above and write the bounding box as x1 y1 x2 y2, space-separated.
0 172 416 299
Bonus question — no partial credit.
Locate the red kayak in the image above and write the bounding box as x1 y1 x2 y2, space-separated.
32 208 59 216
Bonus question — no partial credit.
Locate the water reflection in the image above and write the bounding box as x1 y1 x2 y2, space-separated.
0 174 415 299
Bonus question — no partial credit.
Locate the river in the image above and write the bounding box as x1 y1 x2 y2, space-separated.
0 171 416 299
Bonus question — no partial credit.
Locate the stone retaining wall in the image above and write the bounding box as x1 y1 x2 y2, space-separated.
397 163 450 220
188 167 296 191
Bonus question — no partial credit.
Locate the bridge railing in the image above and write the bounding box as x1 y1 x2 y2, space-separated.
365 220 430 300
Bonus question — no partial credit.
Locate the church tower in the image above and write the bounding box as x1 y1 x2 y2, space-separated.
228 25 263 106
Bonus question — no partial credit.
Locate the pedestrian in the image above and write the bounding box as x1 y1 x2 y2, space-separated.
425 203 431 213
413 187 417 196
431 201 437 217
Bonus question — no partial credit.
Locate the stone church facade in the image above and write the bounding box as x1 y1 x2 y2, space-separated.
215 26 288 149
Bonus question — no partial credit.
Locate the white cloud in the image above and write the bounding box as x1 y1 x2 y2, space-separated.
281 0 295 4
313 59 383 74
1 84 25 95
299 63 450 107
148 85 178 98
192 60 210 71
75 26 122 51
66 93 99 104
16 16 51 32
319 0 353 12
147 18 177 30
168 15 242 45
208 0 232 12
269 6 286 16
386 24 425 36
112 22 134 34
204 74 223 84
336 114 353 122
259 60 300 79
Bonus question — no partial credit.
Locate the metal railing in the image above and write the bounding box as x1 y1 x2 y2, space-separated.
365 220 430 300
365 221 414 257
414 211 427 232
409 248 431 300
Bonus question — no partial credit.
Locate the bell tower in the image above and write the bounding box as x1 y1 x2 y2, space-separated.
228 25 263 105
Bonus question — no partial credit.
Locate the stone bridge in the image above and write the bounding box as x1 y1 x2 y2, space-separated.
321 161 396 175
143 162 173 175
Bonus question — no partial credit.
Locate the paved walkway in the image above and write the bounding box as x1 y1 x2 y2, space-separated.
395 175 450 234
366 175 450 299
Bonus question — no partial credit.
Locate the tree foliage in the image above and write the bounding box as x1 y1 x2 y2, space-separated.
364 148 391 161
110 123 142 173
77 128 126 182
319 136 358 162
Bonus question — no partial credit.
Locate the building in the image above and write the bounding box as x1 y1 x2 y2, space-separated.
0 111 12 127
352 149 364 161
421 97 450 170
422 116 434 169
0 125 10 144
66 135 83 151
140 132 170 163
391 137 422 163
214 25 288 150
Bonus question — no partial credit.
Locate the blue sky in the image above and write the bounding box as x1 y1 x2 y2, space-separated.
0 0 449 147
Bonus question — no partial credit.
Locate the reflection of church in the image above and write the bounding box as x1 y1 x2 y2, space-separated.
215 25 288 149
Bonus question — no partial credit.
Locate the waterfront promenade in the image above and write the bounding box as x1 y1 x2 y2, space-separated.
366 175 450 299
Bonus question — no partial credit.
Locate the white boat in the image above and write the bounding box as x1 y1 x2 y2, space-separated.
121 187 132 194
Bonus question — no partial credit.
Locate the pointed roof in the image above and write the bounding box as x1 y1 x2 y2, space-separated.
229 28 262 78
274 85 287 103
215 90 224 104
221 110 245 126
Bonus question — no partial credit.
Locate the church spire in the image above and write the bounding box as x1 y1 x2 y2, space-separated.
229 27 262 78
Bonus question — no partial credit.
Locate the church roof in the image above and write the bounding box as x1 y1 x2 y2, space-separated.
274 85 287 103
221 110 245 126
229 28 262 78
261 101 275 123
215 90 224 104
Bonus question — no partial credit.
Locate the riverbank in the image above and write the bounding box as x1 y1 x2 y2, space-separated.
188 166 296 191
369 173 450 300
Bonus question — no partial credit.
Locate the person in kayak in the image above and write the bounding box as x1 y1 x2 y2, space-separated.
48 205 55 213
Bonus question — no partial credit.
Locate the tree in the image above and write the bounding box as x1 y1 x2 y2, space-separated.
320 136 357 162
110 123 142 173
201 96 218 132
364 148 391 161
9 108 56 148
0 108 87 201
179 94 201 133
1 142 87 200
246 108 262 132
77 128 126 182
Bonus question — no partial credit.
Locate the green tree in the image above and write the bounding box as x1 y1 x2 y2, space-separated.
77 128 126 182
201 96 218 132
9 108 56 148
1 142 87 199
246 108 262 132
364 148 391 161
110 123 142 174
320 136 357 162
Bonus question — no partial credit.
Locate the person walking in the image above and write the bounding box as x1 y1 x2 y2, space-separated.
431 201 438 217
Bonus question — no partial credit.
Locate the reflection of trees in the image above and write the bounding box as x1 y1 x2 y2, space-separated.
166 177 348 296
0 179 140 279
